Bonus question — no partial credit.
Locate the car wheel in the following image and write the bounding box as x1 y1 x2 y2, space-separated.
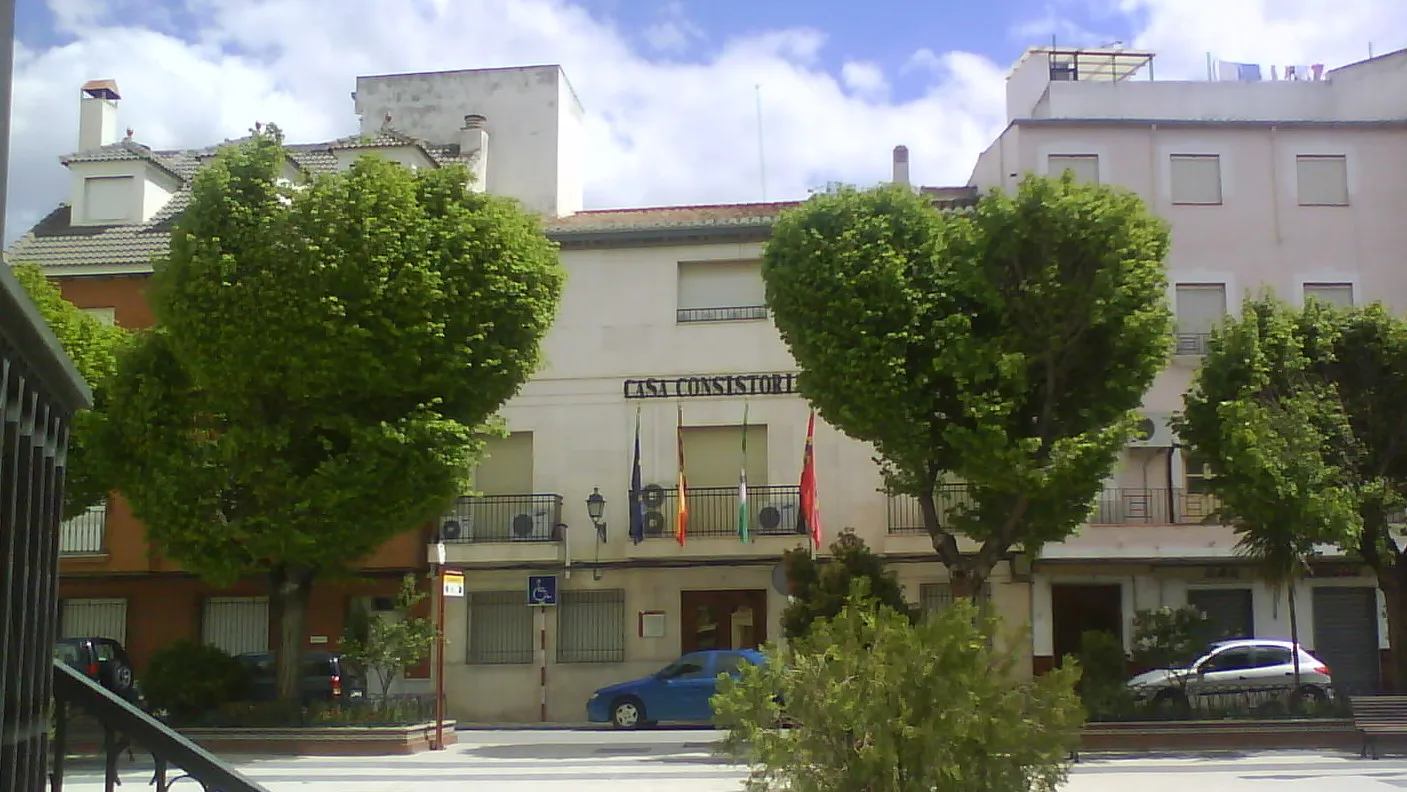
611 697 646 729
1291 685 1328 710
101 660 135 694
1151 688 1189 715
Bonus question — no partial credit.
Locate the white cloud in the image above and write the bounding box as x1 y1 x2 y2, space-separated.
641 1 706 55
5 0 1010 242
6 0 1404 243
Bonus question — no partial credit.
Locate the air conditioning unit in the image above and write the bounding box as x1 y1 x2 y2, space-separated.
510 507 553 541
440 515 468 541
754 489 801 536
1128 412 1176 448
640 484 669 537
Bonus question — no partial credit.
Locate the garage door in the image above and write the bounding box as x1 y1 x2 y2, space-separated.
1188 588 1255 641
202 597 270 656
61 598 128 644
1312 587 1380 695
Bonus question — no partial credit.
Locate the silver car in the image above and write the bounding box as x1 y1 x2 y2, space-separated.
1127 638 1333 710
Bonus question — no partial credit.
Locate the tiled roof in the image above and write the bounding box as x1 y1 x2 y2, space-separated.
544 202 802 233
8 128 455 273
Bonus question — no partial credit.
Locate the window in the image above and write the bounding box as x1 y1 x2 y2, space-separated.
1174 284 1227 355
1184 451 1215 494
920 582 993 612
1202 647 1255 672
1252 645 1294 668
557 589 625 663
60 598 128 645
677 260 767 322
659 652 710 679
1047 154 1099 184
1296 155 1349 206
1170 155 1222 205
82 176 133 223
713 652 755 678
201 597 270 656
1303 282 1354 307
81 307 117 326
467 590 533 664
473 432 534 495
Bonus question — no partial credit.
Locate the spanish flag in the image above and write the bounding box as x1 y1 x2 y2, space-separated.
676 403 689 546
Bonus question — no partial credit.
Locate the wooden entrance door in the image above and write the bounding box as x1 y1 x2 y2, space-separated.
680 590 768 654
1050 584 1123 667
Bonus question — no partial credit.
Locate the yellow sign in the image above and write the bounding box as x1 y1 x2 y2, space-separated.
442 570 465 598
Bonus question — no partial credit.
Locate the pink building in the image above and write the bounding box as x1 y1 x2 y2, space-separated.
974 46 1407 689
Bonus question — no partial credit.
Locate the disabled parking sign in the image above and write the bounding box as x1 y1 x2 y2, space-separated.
527 575 557 606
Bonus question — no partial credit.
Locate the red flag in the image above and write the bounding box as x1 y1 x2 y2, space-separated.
676 404 688 546
799 410 822 550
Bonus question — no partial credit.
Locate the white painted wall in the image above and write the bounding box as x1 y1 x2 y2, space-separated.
353 66 584 218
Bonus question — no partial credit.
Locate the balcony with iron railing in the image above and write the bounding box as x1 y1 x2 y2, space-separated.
59 499 108 556
434 494 565 565
676 305 770 323
886 486 1223 534
632 484 805 543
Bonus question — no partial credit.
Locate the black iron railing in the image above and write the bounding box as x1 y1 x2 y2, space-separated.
886 485 975 535
1090 488 1221 525
439 494 563 543
632 485 804 539
1175 332 1212 356
888 486 1223 533
676 305 769 323
59 500 106 556
50 659 270 792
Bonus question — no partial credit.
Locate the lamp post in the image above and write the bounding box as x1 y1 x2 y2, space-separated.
586 489 606 580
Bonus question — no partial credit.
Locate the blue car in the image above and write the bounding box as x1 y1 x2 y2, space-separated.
587 649 764 728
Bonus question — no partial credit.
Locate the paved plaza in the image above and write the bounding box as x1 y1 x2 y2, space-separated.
54 730 1407 791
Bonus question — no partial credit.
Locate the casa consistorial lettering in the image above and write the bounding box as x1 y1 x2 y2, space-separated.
623 372 799 399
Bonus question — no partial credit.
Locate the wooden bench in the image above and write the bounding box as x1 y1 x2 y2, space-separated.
1350 695 1407 758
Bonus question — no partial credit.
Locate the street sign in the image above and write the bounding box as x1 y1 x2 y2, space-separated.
442 570 465 598
527 575 557 606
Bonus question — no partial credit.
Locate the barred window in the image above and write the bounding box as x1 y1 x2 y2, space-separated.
920 582 992 613
557 589 625 663
467 591 534 665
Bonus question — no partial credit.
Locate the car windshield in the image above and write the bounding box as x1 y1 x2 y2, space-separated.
658 655 707 679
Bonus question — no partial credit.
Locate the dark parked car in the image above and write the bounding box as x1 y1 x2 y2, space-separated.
236 650 367 703
55 636 141 705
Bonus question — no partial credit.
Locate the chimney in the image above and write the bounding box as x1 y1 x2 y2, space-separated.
460 114 489 192
79 79 121 151
892 145 910 187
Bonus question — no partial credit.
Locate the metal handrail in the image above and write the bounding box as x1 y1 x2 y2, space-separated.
50 660 270 792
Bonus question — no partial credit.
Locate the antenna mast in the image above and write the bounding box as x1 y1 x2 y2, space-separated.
755 84 767 201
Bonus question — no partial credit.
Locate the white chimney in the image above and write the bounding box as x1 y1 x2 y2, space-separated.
460 114 489 192
892 145 910 186
79 79 121 151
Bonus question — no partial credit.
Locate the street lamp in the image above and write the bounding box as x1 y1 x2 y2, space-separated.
586 487 607 542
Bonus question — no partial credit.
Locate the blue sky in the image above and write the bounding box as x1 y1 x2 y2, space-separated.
6 0 1403 241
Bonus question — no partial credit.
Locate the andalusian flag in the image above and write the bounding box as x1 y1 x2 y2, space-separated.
738 402 750 543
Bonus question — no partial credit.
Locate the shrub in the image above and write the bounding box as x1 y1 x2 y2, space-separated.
142 640 249 724
715 580 1084 792
1075 630 1135 721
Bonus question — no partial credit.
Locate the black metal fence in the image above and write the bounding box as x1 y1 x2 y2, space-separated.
676 305 769 323
439 494 563 543
887 487 1222 533
632 485 804 539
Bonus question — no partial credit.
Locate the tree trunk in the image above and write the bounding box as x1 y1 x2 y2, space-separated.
270 565 316 702
1288 582 1301 690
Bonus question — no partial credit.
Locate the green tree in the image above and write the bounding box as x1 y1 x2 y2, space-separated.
780 530 915 640
97 126 564 701
763 178 1172 596
714 582 1084 792
1177 296 1406 688
9 262 130 518
341 574 437 701
1130 606 1215 671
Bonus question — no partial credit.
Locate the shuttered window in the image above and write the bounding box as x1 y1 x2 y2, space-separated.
1303 283 1354 307
1296 155 1349 206
61 598 128 644
1047 154 1099 184
680 424 768 488
467 590 534 664
83 176 133 222
677 260 766 322
474 432 534 495
202 597 270 656
557 589 625 663
1170 155 1222 205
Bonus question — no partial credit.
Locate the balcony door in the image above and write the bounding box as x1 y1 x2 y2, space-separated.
681 590 768 654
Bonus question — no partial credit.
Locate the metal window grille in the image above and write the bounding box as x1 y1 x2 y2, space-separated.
557 589 625 663
60 598 128 644
201 597 270 656
920 582 992 613
467 590 534 665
